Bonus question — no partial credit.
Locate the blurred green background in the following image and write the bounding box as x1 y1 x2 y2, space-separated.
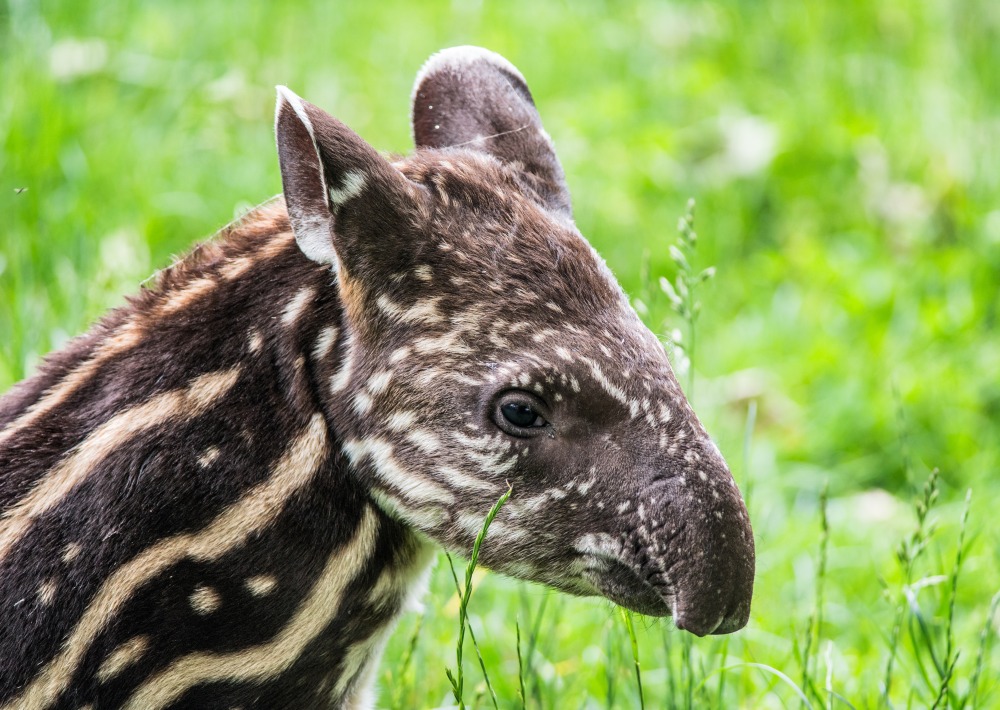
2 0 998 707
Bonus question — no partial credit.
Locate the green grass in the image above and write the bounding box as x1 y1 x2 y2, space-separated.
3 0 999 707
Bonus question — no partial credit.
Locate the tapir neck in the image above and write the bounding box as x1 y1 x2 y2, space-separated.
0 206 434 709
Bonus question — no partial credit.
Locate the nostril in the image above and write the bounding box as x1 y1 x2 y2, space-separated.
710 602 752 635
674 611 724 637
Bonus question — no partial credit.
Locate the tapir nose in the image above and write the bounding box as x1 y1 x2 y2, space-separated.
657 464 755 636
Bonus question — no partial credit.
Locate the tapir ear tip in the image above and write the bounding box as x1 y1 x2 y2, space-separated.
274 86 316 140
413 45 526 97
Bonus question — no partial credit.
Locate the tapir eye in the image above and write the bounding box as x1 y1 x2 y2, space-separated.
502 403 542 428
493 391 549 437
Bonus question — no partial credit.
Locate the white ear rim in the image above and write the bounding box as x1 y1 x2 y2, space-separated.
411 46 527 109
274 85 339 268
275 85 317 142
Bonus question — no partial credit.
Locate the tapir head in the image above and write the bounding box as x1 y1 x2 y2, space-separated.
274 46 754 635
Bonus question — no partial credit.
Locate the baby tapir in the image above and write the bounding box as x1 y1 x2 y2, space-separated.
0 46 754 709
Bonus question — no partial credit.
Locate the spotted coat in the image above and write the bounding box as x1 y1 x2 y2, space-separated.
0 46 754 709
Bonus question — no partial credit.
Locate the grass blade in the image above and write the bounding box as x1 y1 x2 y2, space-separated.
516 619 527 710
445 484 513 710
619 607 645 710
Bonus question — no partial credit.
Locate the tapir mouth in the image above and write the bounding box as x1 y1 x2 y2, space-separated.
581 554 675 618
581 553 748 636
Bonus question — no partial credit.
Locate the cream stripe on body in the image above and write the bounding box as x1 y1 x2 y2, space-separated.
121 505 380 710
5 413 329 710
0 367 242 565
0 323 143 446
0 226 296 448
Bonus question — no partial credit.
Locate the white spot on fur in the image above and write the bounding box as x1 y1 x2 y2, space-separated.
312 326 338 362
62 543 82 564
198 447 220 468
330 331 355 393
281 286 315 326
248 329 263 354
387 411 417 431
190 585 221 615
327 170 366 206
367 371 393 395
245 575 278 597
38 578 58 606
353 392 373 415
377 294 444 325
414 264 433 282
405 429 441 454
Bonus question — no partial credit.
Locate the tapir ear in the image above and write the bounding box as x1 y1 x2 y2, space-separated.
411 46 572 220
275 86 422 273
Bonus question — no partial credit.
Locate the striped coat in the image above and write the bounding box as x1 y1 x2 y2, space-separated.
0 47 754 709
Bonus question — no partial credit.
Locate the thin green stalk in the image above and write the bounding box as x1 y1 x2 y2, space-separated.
884 469 941 705
660 197 715 403
445 484 513 710
716 638 730 706
525 590 550 706
663 626 677 707
619 608 645 710
682 632 694 710
802 482 830 706
445 555 499 710
968 590 1000 708
390 613 423 710
934 489 972 708
515 619 527 710
606 621 619 710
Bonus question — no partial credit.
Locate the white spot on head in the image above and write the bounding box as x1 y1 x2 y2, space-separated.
62 542 82 564
327 170 366 206
386 410 417 431
353 392 373 415
367 371 393 395
414 264 433 282
343 438 454 505
388 347 411 365
405 429 441 454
